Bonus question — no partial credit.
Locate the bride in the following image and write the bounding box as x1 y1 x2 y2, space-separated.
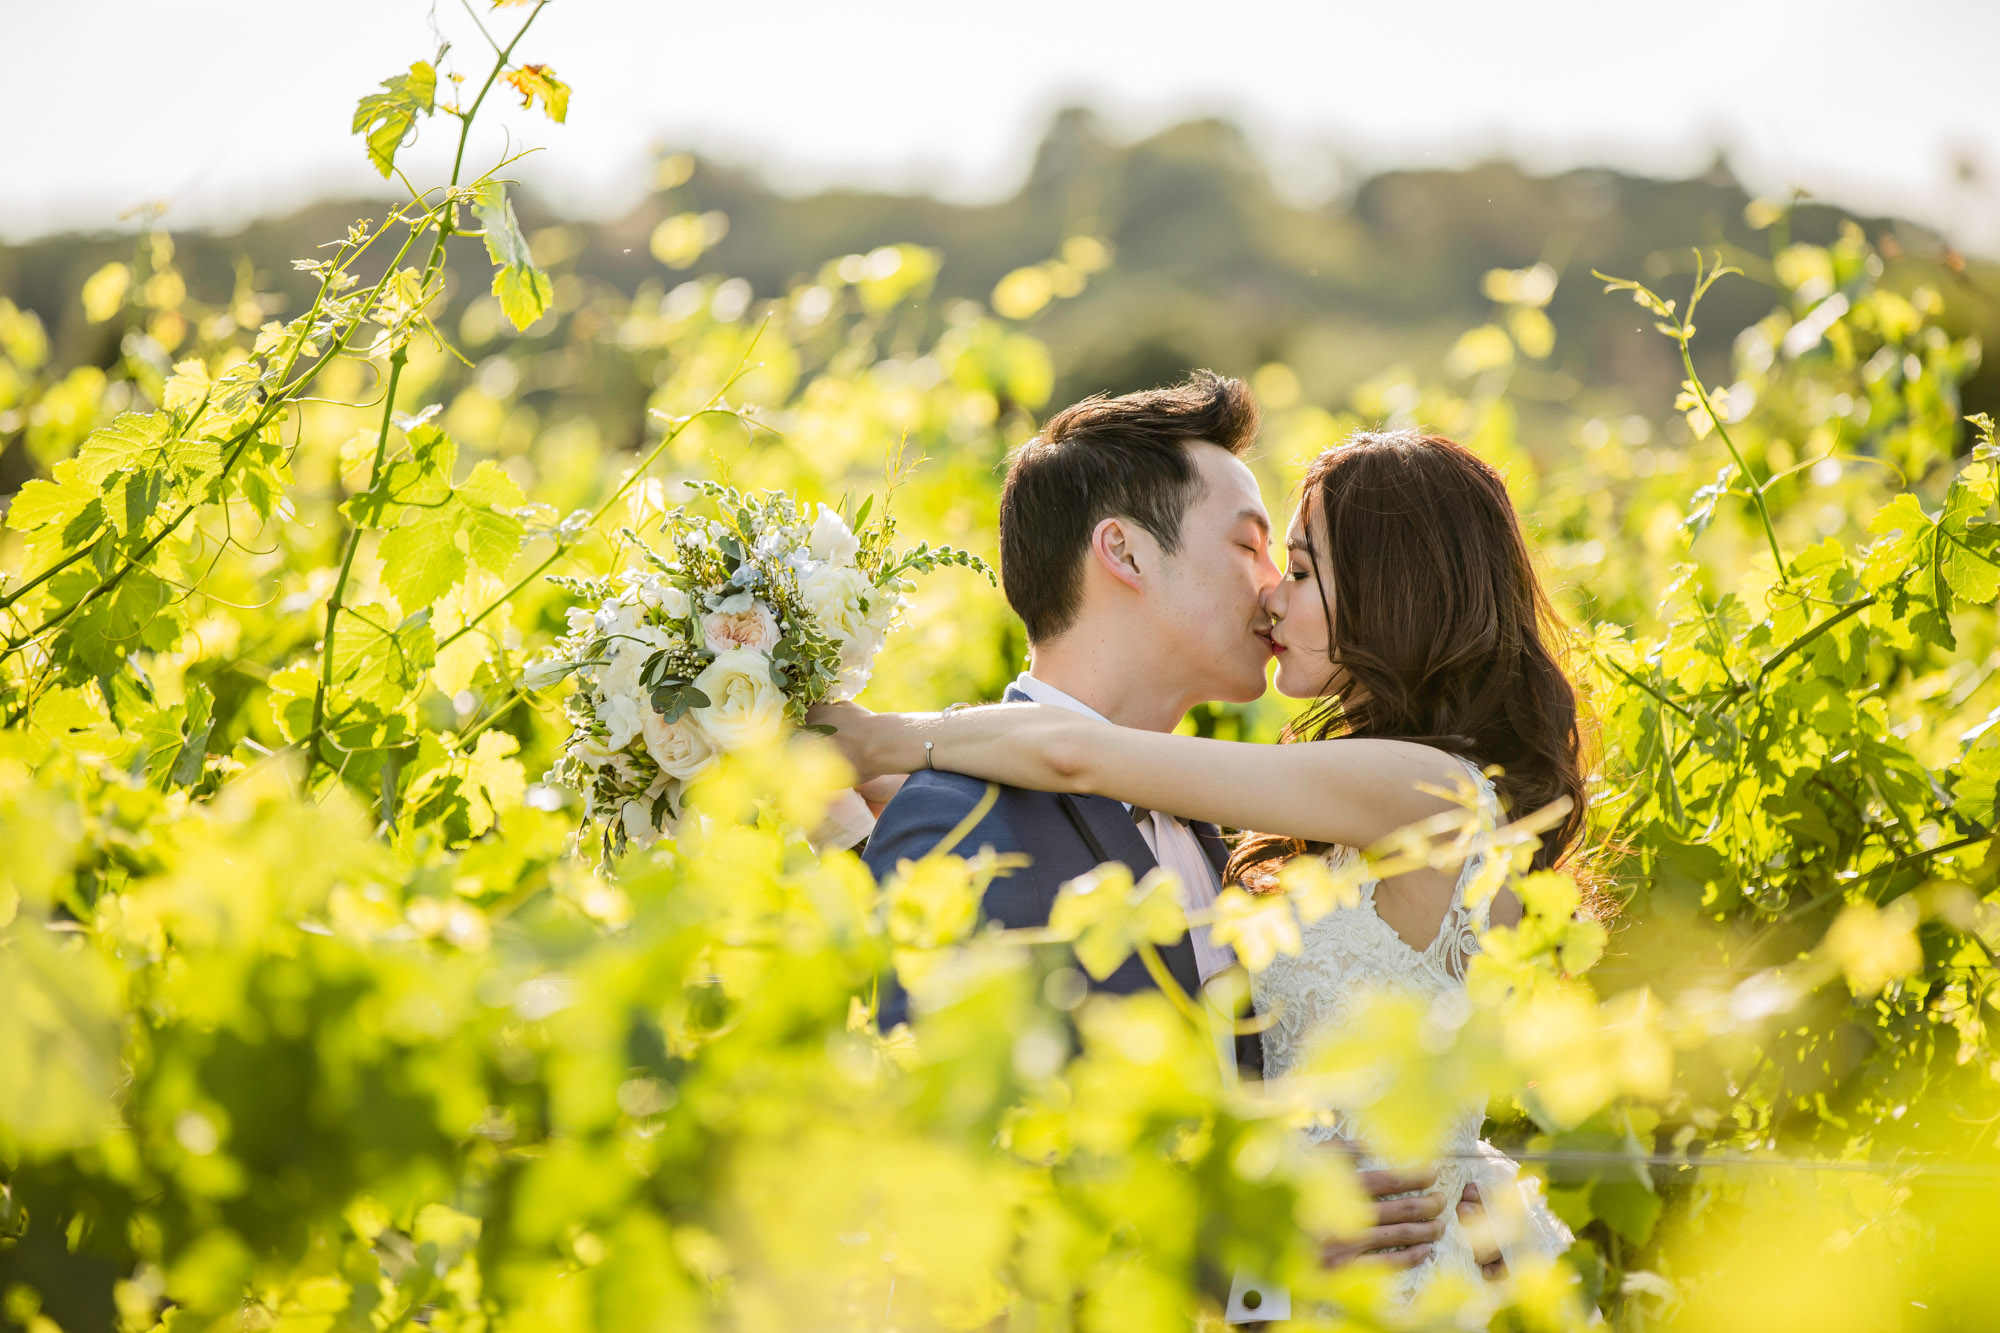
815 429 1586 1304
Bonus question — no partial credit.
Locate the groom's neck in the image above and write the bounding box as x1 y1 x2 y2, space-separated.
1026 640 1192 734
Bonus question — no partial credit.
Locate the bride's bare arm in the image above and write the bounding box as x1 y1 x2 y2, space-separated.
811 700 1470 853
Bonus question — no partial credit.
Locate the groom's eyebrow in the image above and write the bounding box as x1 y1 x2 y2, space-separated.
1238 509 1270 537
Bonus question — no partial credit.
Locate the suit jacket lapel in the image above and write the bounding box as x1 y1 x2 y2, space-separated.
1188 821 1263 1078
1010 682 1204 1005
1066 793 1203 1001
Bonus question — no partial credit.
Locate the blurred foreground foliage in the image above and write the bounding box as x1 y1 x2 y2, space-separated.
1 9 1998 1331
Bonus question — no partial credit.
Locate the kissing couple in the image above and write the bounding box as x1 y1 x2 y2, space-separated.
812 371 1584 1318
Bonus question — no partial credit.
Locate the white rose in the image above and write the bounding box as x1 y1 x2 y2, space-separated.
593 598 643 639
571 735 622 768
800 563 898 699
642 707 718 781
636 574 691 620
597 691 646 751
831 623 889 700
799 562 874 641
595 627 673 702
620 798 664 848
808 503 862 566
700 599 781 653
690 647 787 750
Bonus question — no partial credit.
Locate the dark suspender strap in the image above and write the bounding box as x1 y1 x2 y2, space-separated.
1055 793 1112 864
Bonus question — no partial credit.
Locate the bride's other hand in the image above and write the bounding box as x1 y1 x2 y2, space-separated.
1312 1151 1447 1272
1458 1182 1507 1280
854 773 907 816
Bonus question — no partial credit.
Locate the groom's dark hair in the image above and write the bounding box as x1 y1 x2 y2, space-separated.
1000 370 1259 642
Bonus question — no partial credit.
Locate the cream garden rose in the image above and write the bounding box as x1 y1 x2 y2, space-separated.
699 595 781 653
799 563 874 642
690 648 787 749
641 707 719 781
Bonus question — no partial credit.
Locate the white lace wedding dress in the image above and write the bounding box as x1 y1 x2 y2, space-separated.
1251 758 1574 1307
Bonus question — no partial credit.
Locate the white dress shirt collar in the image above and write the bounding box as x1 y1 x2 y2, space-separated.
1010 671 1110 724
1010 671 1236 982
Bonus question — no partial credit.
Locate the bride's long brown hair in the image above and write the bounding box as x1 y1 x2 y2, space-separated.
1225 430 1591 891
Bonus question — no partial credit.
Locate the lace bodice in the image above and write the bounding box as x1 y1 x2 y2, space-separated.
1254 759 1498 1085
1250 758 1573 1305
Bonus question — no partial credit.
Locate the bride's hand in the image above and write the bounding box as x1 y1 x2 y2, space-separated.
806 701 896 782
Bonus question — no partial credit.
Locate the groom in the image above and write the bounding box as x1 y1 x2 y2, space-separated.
861 372 1502 1311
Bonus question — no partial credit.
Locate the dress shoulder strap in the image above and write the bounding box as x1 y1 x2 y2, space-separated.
1428 757 1503 976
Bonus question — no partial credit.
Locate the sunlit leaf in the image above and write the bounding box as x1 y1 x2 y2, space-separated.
471 181 553 330
504 63 570 122
351 61 436 177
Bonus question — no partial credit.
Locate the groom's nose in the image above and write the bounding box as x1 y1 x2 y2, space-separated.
1252 545 1281 592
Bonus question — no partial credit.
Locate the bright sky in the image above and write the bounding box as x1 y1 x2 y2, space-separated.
8 0 1998 249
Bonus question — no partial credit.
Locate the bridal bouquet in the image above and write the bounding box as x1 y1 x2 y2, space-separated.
534 481 987 857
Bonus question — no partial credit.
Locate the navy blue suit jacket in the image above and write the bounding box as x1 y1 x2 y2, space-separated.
861 689 1262 1077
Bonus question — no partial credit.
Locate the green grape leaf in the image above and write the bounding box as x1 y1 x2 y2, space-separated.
93 414 221 483
0 925 122 1152
72 412 172 485
330 604 436 708
126 684 213 789
1956 711 2000 823
73 413 221 533
266 663 319 743
463 731 526 836
378 520 467 612
454 461 527 574
492 265 554 334
352 61 437 178
5 460 103 546
376 461 524 613
231 427 293 522
1684 464 1734 539
1861 493 1932 591
45 565 183 678
344 421 456 528
170 685 215 787
1942 525 2000 605
1590 1177 1663 1247
1047 863 1188 981
471 182 553 330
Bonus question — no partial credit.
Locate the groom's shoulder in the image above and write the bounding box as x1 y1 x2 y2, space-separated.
864 770 1030 872
875 769 1016 831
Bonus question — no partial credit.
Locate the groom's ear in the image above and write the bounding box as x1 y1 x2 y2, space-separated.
1089 516 1148 593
